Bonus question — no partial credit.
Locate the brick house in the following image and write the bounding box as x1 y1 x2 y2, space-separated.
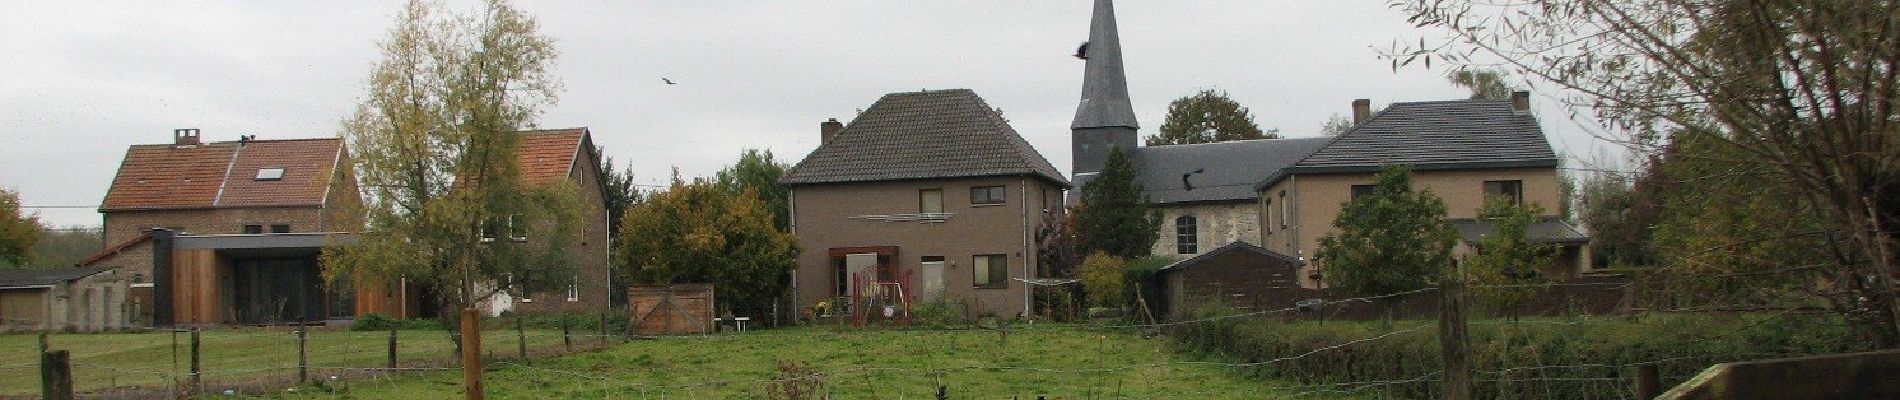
782 89 1070 319
352 128 613 319
1256 96 1591 287
81 129 362 325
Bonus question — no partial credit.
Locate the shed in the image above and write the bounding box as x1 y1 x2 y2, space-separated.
0 267 130 332
628 284 714 335
1155 241 1305 320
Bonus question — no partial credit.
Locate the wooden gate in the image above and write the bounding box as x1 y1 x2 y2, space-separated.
628 284 714 335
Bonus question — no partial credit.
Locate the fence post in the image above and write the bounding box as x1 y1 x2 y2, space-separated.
38 330 48 355
515 314 527 361
388 328 399 370
189 328 202 397
297 317 309 383
41 349 72 400
1635 364 1661 399
1440 269 1471 400
461 308 484 400
935 385 948 400
562 316 573 353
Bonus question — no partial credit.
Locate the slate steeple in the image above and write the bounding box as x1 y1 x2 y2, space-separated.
1071 0 1139 180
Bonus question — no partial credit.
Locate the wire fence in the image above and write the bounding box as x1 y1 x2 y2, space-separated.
0 283 1870 399
0 315 637 399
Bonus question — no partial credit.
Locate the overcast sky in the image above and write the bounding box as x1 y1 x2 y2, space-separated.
0 1 1617 228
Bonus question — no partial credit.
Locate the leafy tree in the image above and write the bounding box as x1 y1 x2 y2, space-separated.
324 0 579 313
1034 209 1082 319
1577 156 1669 268
1464 196 1558 315
0 189 38 266
1319 113 1355 137
27 225 103 268
1649 133 1828 309
1077 252 1124 308
1391 0 1900 346
1075 147 1161 260
1145 89 1278 145
597 145 645 244
714 149 790 231
1316 165 1459 297
615 178 798 313
1445 69 1514 100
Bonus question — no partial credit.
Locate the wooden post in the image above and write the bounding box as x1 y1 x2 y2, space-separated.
599 312 608 346
515 314 527 360
461 308 483 400
189 328 202 396
562 316 573 353
935 385 948 400
1439 267 1471 400
297 317 309 383
1634 364 1661 399
41 350 72 400
37 330 48 355
388 328 399 369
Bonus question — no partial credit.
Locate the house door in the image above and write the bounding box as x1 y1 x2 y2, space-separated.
919 259 946 302
846 253 880 297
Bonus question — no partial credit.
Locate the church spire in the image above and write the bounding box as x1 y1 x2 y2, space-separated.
1072 0 1138 130
1070 0 1139 180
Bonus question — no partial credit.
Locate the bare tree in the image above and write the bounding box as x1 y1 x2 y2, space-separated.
1387 0 1900 346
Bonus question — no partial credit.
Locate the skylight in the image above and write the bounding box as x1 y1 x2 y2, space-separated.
255 168 285 181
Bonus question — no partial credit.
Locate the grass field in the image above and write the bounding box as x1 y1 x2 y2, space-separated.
265 324 1332 399
0 327 573 397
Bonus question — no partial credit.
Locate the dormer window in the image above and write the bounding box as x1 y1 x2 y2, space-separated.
255 168 285 181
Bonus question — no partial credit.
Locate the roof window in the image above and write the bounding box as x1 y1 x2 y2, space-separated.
255 168 285 181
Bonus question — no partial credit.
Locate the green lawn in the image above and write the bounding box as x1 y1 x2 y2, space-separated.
0 327 572 396
267 324 1335 399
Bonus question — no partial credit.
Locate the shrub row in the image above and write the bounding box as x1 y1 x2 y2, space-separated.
1167 305 1865 399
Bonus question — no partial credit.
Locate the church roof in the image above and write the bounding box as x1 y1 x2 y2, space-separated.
1071 0 1139 130
1130 138 1331 204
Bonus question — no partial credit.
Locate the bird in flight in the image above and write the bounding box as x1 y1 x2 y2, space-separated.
662 77 676 85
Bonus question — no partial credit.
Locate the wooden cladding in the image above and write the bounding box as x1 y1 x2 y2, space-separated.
170 249 219 324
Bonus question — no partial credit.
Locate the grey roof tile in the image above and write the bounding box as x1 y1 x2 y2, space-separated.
0 267 115 288
1260 99 1558 188
1157 241 1303 273
1130 137 1330 204
1450 218 1590 244
781 89 1068 187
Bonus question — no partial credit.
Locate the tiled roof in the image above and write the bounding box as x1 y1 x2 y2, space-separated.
0 267 115 288
516 129 587 187
1261 99 1557 188
1130 137 1330 204
1449 217 1590 244
101 137 344 211
1157 241 1303 273
75 233 152 267
781 89 1068 187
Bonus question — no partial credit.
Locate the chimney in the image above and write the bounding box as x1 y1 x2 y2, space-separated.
1510 91 1531 114
1351 99 1371 125
820 118 844 145
172 128 201 147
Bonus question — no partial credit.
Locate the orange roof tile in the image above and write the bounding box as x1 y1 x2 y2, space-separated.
100 137 344 211
516 129 586 187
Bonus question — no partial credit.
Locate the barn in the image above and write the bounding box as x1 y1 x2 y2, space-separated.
0 267 131 332
1155 241 1306 320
